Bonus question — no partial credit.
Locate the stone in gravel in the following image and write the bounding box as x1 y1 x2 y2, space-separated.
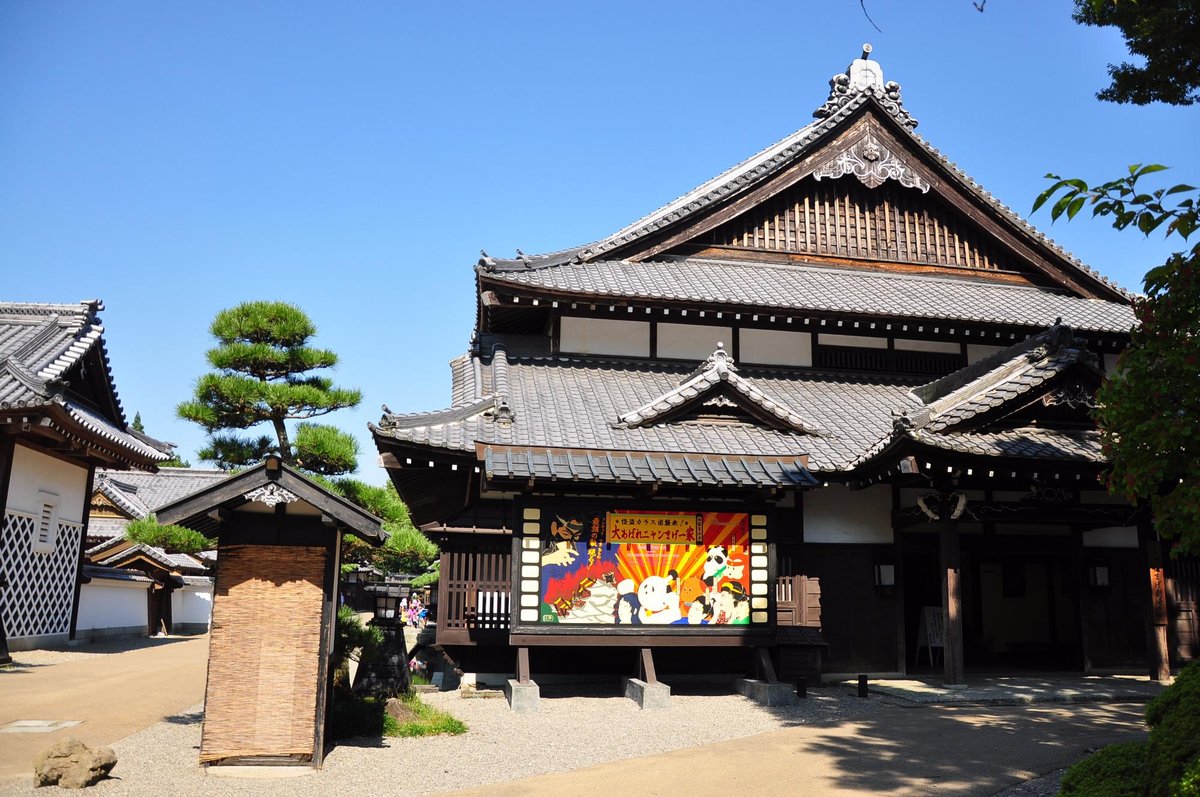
385 698 422 724
33 737 117 789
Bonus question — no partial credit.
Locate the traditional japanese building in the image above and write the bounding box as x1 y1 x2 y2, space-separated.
372 49 1196 690
0 300 169 656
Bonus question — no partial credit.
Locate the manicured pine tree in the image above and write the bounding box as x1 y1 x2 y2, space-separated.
177 301 362 474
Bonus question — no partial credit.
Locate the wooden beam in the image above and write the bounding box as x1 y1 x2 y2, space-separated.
756 647 780 683
516 647 530 685
637 648 658 684
940 515 965 685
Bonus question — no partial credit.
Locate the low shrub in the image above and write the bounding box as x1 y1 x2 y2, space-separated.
1060 740 1147 797
1146 659 1200 797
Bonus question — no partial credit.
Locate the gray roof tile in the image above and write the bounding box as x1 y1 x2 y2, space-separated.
375 348 917 473
485 258 1135 334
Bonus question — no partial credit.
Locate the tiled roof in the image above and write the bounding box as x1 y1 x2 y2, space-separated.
850 325 1108 471
0 300 168 465
87 539 209 575
615 343 820 433
909 427 1104 463
93 467 231 519
82 565 153 584
481 445 817 488
483 258 1136 334
908 327 1097 433
481 68 1129 303
374 345 918 474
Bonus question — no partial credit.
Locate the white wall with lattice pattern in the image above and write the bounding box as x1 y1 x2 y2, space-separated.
2 443 89 649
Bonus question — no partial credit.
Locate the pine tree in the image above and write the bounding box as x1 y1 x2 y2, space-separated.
177 301 362 473
131 412 145 432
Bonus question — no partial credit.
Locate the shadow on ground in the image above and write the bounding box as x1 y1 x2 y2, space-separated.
760 689 1147 793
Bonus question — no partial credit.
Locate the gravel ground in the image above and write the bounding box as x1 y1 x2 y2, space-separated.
0 684 883 796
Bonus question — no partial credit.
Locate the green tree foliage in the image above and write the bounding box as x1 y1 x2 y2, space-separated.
131 412 144 432
177 301 362 473
125 514 215 554
306 474 440 580
1073 0 1200 106
1036 169 1200 555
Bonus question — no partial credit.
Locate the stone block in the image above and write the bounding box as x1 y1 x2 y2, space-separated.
504 678 540 713
734 678 798 707
622 677 671 709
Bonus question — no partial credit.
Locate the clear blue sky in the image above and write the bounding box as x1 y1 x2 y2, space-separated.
3 2 1197 483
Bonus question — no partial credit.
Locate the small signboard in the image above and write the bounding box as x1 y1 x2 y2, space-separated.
605 511 704 545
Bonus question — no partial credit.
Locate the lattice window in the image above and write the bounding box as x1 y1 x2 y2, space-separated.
1 511 83 640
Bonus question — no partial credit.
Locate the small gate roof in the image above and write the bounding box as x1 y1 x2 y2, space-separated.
155 455 385 545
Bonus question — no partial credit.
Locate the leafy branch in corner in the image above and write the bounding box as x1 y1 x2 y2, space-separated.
1034 164 1198 250
1035 167 1200 555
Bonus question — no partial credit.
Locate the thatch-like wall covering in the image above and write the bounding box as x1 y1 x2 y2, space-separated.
200 544 326 763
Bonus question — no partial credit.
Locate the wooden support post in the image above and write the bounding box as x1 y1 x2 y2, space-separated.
756 647 780 683
1140 521 1171 683
1071 526 1093 674
940 516 965 686
892 485 907 675
637 648 657 684
516 646 530 685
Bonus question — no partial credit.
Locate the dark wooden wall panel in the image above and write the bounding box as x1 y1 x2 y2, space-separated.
706 177 1013 272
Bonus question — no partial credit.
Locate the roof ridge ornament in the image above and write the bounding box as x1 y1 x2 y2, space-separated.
813 44 919 130
693 341 737 383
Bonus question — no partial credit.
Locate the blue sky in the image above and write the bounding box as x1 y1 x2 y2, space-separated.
3 2 1197 483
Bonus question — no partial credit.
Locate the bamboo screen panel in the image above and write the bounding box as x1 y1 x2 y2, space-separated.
707 177 1011 271
200 544 327 763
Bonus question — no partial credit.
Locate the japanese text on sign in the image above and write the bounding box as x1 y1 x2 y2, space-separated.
605 512 703 545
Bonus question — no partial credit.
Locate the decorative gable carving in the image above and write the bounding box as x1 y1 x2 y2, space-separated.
812 131 930 193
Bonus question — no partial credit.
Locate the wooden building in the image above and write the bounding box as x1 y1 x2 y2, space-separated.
0 300 169 658
371 49 1196 688
79 466 228 637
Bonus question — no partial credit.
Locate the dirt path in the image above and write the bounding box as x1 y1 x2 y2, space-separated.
0 635 209 782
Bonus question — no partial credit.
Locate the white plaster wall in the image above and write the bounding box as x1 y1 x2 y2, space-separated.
1082 526 1139 548
6 444 88 523
739 329 812 367
1103 353 1122 374
559 317 649 357
894 338 960 354
657 323 732 361
171 584 214 627
817 333 888 350
804 484 893 544
967 344 1006 364
77 580 148 632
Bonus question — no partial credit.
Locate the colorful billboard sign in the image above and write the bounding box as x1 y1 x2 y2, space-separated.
536 510 754 626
